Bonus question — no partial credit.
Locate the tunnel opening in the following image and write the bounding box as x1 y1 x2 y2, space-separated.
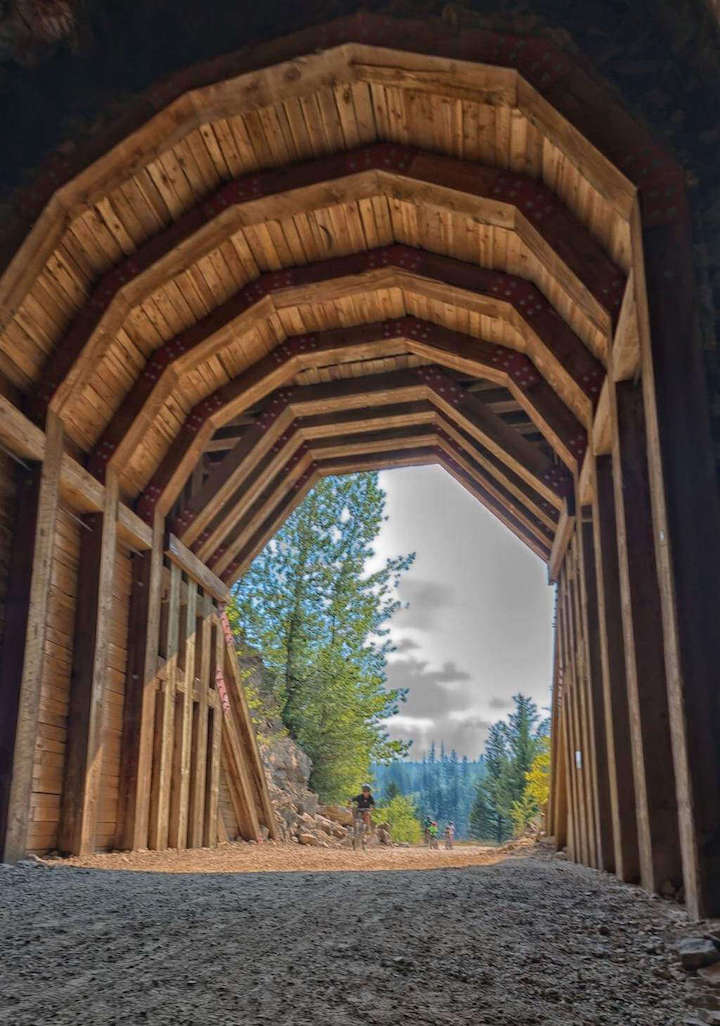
0 8 717 923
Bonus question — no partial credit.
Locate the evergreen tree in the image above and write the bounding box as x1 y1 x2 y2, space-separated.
469 694 549 843
230 473 415 800
383 779 401 802
371 747 485 838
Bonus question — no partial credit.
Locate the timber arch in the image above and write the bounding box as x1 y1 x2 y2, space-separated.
0 10 719 922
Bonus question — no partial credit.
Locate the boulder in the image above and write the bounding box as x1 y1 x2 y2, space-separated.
676 937 720 970
699 963 720 988
320 804 353 826
313 815 338 835
297 831 320 846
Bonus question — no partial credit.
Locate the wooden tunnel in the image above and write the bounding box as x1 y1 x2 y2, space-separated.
0 11 719 920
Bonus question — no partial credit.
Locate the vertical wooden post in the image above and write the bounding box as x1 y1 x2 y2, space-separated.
562 564 590 866
638 208 720 918
149 561 180 850
569 537 599 869
189 599 211 848
557 573 579 863
549 614 568 849
1 413 63 863
610 378 682 892
60 471 119 855
553 700 568 849
591 454 640 882
204 618 224 847
578 506 614 873
168 579 197 848
119 511 164 851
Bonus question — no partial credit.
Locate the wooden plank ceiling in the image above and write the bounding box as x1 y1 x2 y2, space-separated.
0 36 636 581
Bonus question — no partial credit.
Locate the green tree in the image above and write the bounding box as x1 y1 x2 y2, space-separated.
383 779 401 802
512 735 551 834
374 794 422 844
469 694 548 843
230 473 414 800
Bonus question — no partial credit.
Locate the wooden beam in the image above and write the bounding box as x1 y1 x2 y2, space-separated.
204 621 224 847
118 511 164 850
591 453 640 883
610 379 681 893
176 383 559 557
0 466 42 855
148 561 180 850
207 425 554 576
0 394 151 550
34 143 619 424
220 614 276 837
59 470 119 855
1 412 63 862
638 206 720 919
87 247 600 487
578 509 614 873
165 533 230 604
548 507 575 584
168 579 197 849
145 312 592 528
188 601 212 848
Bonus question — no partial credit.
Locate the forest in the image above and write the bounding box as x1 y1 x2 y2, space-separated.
372 745 485 839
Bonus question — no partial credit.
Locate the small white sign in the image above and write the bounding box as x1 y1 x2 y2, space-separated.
575 750 583 769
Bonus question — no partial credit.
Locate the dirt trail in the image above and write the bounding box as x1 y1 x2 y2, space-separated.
0 846 714 1025
53 840 506 874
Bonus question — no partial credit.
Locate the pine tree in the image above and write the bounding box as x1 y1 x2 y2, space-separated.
231 473 415 800
469 694 549 843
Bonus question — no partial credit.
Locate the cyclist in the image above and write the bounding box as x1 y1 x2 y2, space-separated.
423 815 433 846
444 820 456 849
350 785 375 849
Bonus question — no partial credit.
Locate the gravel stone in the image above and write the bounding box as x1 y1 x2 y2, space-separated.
0 847 709 1025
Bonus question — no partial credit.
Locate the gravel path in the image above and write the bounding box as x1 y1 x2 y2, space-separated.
0 847 714 1025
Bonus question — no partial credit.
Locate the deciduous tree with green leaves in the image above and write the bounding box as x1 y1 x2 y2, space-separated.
229 473 414 801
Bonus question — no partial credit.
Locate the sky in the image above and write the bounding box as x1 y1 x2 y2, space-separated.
369 466 555 760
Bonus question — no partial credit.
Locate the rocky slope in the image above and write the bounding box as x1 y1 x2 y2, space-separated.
259 730 354 847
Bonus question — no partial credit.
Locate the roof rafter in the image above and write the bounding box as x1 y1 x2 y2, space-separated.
136 315 585 521
85 246 602 486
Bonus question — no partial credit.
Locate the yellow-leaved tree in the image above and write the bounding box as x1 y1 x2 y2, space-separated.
511 735 551 835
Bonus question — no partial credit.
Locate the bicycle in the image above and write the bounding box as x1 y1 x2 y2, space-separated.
351 809 372 851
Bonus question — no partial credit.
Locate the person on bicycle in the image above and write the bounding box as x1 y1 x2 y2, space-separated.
351 784 375 822
350 785 375 849
423 815 433 846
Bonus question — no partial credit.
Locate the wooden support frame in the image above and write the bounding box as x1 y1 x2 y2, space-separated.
206 428 554 579
175 368 565 554
188 598 212 849
59 471 119 856
34 141 620 426
192 413 555 562
148 561 181 851
88 246 602 485
168 578 197 848
610 378 682 893
591 453 639 883
1 413 63 862
577 508 614 873
118 512 164 851
143 315 588 525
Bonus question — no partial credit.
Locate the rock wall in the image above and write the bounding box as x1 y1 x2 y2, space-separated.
260 733 353 847
235 646 353 847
